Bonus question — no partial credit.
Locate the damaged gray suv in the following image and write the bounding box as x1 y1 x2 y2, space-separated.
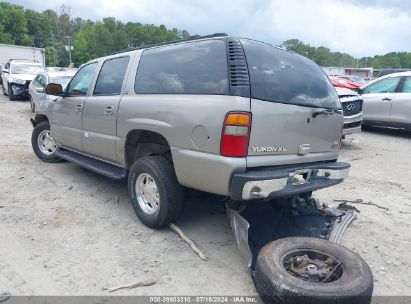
31 34 349 229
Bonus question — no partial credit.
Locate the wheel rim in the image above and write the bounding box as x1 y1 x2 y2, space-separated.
282 249 345 283
37 130 57 156
135 173 160 215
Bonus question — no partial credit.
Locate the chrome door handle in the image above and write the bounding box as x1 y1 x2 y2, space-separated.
105 105 114 115
381 97 392 102
76 104 83 111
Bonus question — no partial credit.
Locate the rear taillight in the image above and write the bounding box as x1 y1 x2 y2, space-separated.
220 112 252 157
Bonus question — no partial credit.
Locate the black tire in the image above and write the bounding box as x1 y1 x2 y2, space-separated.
9 85 16 101
254 237 373 304
31 121 62 163
128 156 184 229
29 95 35 112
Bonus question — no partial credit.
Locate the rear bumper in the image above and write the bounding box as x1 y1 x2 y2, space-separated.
230 161 350 200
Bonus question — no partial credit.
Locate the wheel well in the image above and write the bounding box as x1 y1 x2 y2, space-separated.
125 130 171 168
31 114 49 127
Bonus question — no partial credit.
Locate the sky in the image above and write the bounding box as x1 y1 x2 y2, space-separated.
10 0 411 57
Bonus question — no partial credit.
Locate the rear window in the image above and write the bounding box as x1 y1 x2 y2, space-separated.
135 40 228 95
240 39 340 109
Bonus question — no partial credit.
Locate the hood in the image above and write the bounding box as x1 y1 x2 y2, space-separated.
335 87 359 97
11 74 36 81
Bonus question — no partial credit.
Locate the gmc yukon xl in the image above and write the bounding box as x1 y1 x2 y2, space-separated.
31 34 349 228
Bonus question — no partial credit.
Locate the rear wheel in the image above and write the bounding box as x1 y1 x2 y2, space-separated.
2 83 7 96
128 156 184 229
31 121 62 163
254 237 373 304
29 95 35 112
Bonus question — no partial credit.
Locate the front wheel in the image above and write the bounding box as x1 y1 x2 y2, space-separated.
128 156 184 229
8 85 16 101
31 121 62 163
254 237 373 304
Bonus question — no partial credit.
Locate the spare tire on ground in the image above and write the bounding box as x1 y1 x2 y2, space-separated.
254 237 373 304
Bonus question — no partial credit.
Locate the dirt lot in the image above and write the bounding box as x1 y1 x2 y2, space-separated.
0 94 410 297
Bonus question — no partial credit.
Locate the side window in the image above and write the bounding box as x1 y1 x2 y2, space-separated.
94 56 130 96
363 77 401 94
38 75 47 88
66 62 98 96
401 77 411 93
135 40 229 94
33 75 41 85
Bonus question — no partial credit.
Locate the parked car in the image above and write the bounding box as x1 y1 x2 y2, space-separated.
336 75 367 85
329 76 361 91
0 63 4 85
31 34 348 227
30 34 373 302
1 59 44 100
335 87 363 136
377 69 411 78
28 70 76 113
359 71 411 130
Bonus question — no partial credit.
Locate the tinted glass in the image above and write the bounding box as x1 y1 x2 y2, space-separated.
241 39 340 109
401 77 411 93
135 40 228 94
363 77 400 94
94 56 130 96
66 63 97 96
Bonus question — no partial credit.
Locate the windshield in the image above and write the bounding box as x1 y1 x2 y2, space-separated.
50 76 73 89
240 39 341 109
11 64 44 75
349 75 366 84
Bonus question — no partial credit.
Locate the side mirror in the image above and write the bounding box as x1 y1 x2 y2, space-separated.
36 87 45 93
3 69 8 74
45 83 64 96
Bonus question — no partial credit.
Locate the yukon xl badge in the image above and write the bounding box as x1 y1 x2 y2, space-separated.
251 146 287 153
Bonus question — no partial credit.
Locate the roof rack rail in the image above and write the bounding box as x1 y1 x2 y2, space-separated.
110 33 228 56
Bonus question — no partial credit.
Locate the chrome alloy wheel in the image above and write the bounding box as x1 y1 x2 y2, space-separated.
37 130 57 156
135 173 160 215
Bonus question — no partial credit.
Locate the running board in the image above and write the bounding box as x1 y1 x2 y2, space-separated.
56 148 128 180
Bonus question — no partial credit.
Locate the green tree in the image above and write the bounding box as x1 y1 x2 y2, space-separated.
45 46 58 66
0 2 31 45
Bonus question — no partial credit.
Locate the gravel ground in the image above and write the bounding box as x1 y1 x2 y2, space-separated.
0 94 410 297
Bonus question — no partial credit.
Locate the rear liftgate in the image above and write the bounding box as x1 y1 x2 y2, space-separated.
226 194 356 270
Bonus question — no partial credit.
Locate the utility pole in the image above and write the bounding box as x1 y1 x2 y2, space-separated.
64 35 73 67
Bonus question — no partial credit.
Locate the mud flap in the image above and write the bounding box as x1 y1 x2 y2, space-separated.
226 197 356 270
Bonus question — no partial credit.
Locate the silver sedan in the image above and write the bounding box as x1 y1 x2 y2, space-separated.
28 70 76 113
360 71 411 130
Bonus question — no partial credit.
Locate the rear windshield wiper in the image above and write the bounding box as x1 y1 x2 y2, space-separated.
312 108 343 118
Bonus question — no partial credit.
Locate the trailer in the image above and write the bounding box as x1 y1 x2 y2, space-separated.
0 44 45 65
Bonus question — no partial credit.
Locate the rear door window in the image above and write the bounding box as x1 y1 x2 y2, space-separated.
135 40 228 95
94 56 130 96
400 77 411 93
240 39 340 109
